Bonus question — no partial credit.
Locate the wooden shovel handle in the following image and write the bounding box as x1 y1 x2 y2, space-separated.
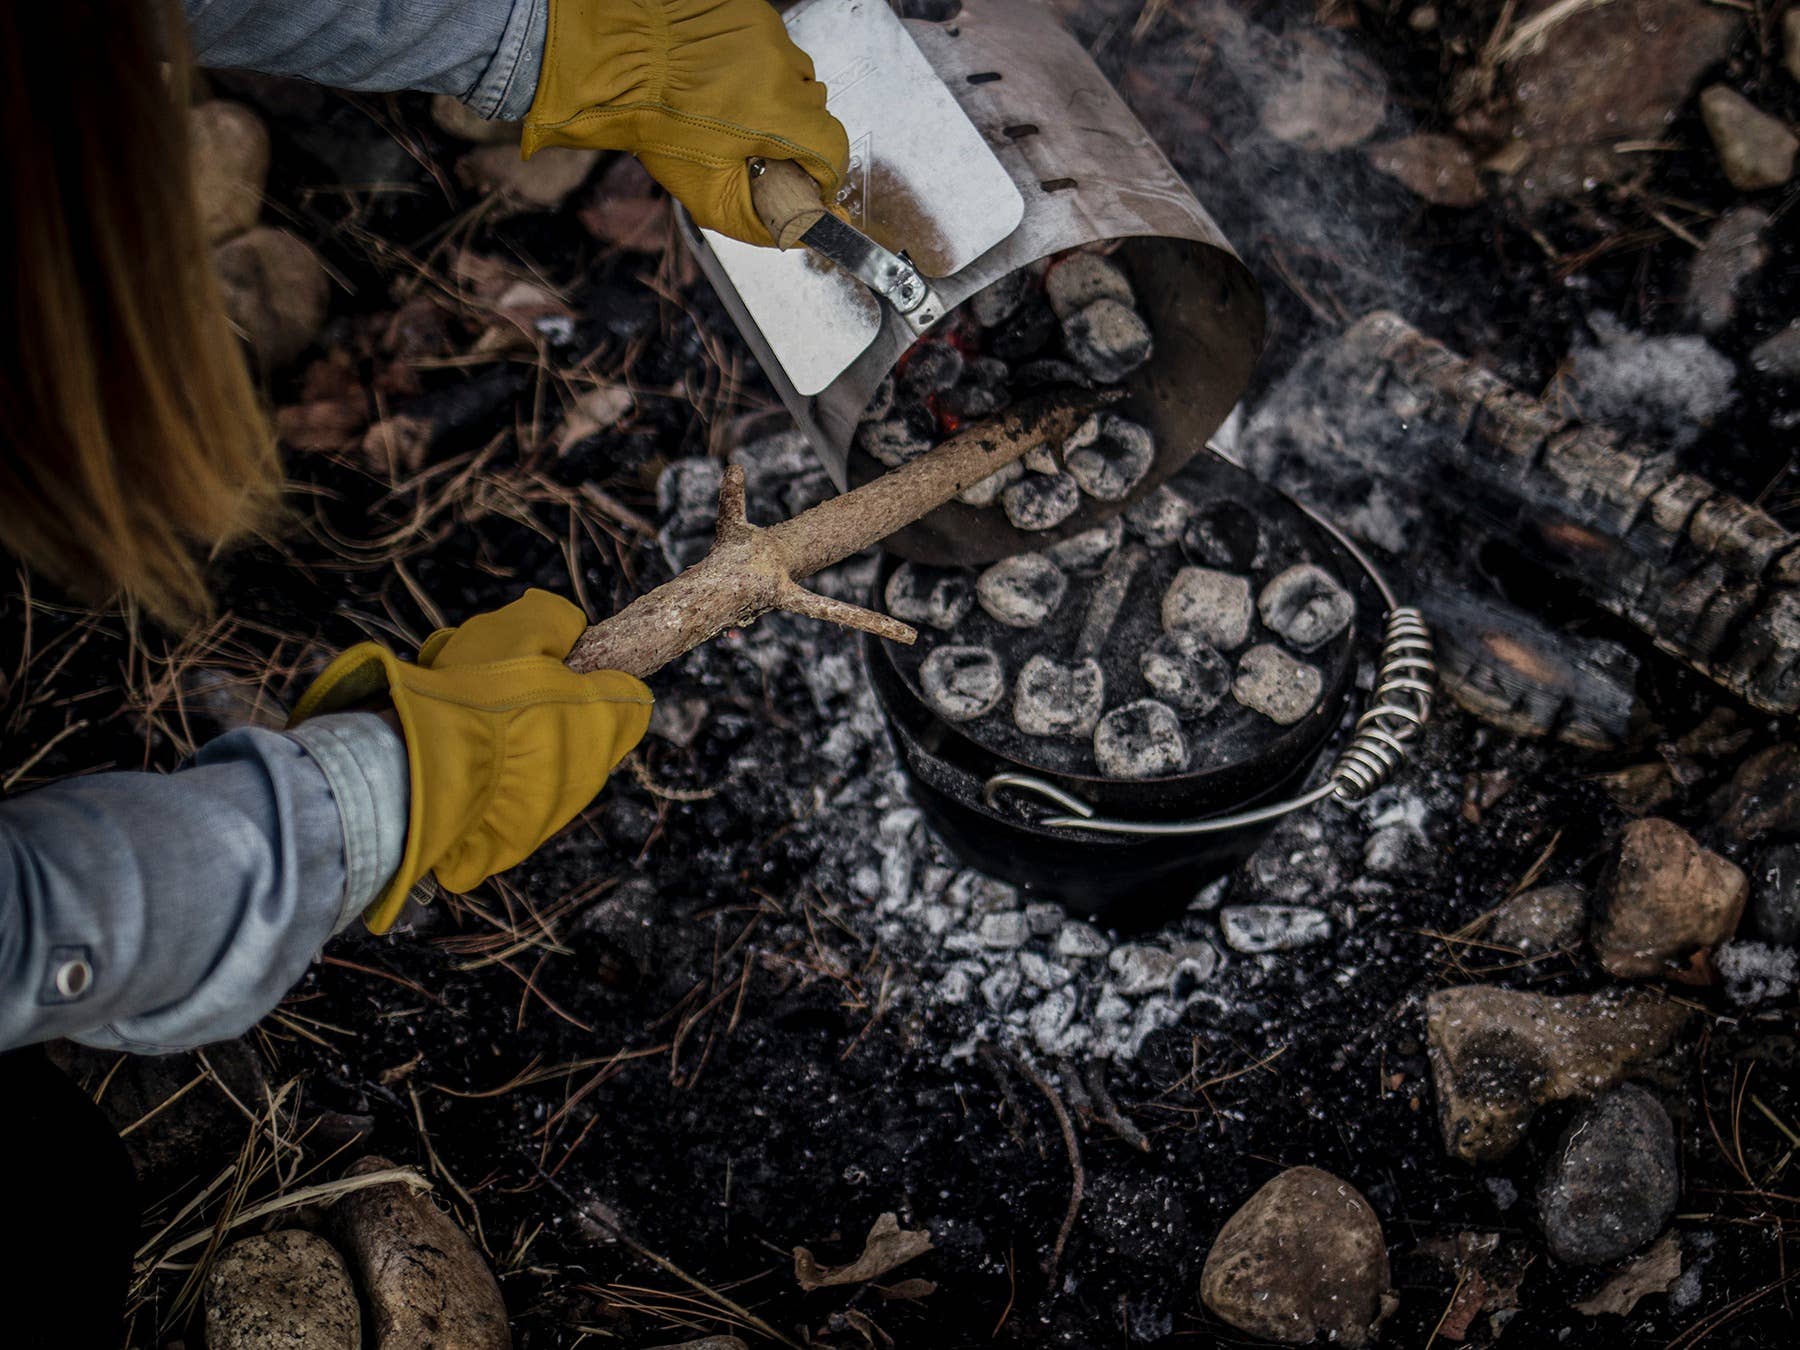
748 157 827 249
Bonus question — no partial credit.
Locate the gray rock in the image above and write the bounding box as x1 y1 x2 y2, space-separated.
1045 252 1134 320
1199 1166 1394 1348
1001 471 1082 531
1594 818 1747 979
1030 989 1081 1054
1258 563 1354 651
206 1230 360 1350
1683 206 1770 333
1424 986 1692 1163
1220 905 1331 953
1750 320 1800 380
1700 85 1797 191
919 645 1005 723
981 965 1022 1012
976 554 1067 628
1093 699 1189 779
1108 944 1180 995
885 563 973 631
947 870 1018 914
1233 644 1325 725
1123 485 1192 546
1055 921 1112 959
1063 412 1155 501
1018 950 1072 990
1163 567 1253 648
1014 655 1105 737
1488 882 1588 953
1140 631 1231 714
1537 1085 1678 1266
935 964 978 1005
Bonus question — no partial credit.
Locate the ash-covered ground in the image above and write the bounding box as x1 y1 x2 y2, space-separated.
6 1 1798 1347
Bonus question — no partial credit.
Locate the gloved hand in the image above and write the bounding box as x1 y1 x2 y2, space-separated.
291 590 652 934
521 0 849 246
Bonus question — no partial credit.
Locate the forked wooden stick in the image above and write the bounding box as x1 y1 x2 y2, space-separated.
566 392 1118 679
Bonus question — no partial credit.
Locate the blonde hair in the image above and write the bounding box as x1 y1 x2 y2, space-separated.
0 0 283 625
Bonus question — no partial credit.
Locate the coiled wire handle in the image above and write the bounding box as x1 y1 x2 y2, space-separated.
982 485 1437 836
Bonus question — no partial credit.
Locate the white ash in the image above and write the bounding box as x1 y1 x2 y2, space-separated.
956 457 1023 507
1046 252 1135 320
1183 500 1265 571
1056 921 1111 959
1076 545 1147 659
919 645 1005 722
899 340 964 394
1109 944 1180 995
1140 631 1231 713
885 562 973 630
655 457 724 569
1362 822 1430 878
1162 566 1253 649
1233 643 1325 725
1046 517 1123 573
969 269 1030 327
1014 654 1106 737
981 965 1022 1013
1220 905 1332 953
1259 563 1354 651
978 911 1031 949
1065 298 1154 383
1714 941 1797 1006
1001 471 1081 531
1094 699 1190 779
857 415 933 468
1567 312 1735 452
976 553 1068 628
1022 442 1060 474
1125 485 1192 546
1019 950 1073 989
1063 412 1155 501
1029 989 1085 1055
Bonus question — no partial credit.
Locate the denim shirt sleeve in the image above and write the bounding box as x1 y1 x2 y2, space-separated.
0 712 408 1055
184 0 549 120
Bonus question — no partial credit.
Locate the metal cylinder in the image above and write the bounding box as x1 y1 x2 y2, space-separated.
683 0 1265 566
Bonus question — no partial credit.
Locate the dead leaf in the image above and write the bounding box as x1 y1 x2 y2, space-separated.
793 1213 933 1291
1573 1232 1682 1317
871 1278 935 1301
556 384 636 454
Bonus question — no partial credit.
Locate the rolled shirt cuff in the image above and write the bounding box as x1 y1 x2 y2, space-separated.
474 0 548 120
285 714 410 931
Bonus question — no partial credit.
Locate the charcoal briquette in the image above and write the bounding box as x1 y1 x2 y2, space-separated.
968 269 1030 328
1013 654 1105 737
1064 297 1153 383
1162 566 1253 648
988 295 1059 362
859 374 895 423
1182 500 1263 570
1258 563 1354 650
1232 643 1325 726
1124 484 1192 546
1046 517 1123 573
885 562 974 630
956 458 1024 508
855 411 935 469
1094 699 1189 779
1045 252 1135 320
898 340 964 394
919 645 1005 722
1001 472 1081 531
937 380 1010 422
1064 412 1154 501
976 553 1068 628
1013 357 1090 391
1140 631 1231 713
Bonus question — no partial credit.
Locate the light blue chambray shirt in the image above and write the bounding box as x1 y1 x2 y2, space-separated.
1 3 554 1054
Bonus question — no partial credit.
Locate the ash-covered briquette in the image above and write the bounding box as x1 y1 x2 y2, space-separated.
884 563 973 631
1183 500 1264 571
1063 411 1155 501
1141 630 1231 713
956 458 1023 508
1124 483 1193 546
1162 566 1254 649
1233 643 1324 725
1046 517 1123 573
1013 654 1105 737
855 410 934 468
898 340 964 395
1258 563 1355 651
919 645 1005 722
968 269 1029 328
1093 699 1189 779
938 355 1012 422
1045 252 1135 320
1001 471 1081 531
976 553 1068 628
1064 298 1154 384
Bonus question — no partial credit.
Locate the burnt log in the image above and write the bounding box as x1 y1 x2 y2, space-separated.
1239 312 1800 714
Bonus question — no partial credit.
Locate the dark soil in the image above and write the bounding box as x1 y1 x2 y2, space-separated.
4 2 1796 1347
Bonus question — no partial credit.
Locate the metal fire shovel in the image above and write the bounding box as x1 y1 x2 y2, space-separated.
700 0 1025 396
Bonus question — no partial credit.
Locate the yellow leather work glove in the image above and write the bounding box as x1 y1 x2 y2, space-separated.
521 0 849 246
290 590 652 934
